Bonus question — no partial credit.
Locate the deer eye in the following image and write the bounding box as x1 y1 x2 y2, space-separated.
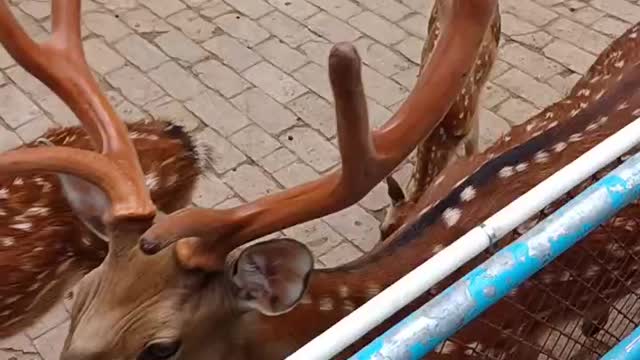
138 341 181 360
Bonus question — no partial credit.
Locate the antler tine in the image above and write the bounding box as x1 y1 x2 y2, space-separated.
141 0 498 268
0 1 155 222
329 43 376 191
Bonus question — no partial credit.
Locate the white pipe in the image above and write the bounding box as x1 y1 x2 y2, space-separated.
287 118 640 360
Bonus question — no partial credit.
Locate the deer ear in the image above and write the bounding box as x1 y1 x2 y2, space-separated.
386 176 406 206
57 174 110 240
225 238 313 316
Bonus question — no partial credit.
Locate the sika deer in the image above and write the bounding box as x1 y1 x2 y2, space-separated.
64 5 640 360
0 2 207 338
381 0 502 239
0 0 498 358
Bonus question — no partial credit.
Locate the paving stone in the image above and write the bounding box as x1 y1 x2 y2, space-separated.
243 62 307 103
231 88 298 134
399 13 428 37
0 124 23 152
259 12 318 47
214 13 270 47
592 16 632 38
186 90 250 136
394 36 423 64
354 38 412 77
148 62 206 101
229 125 281 160
511 30 554 49
83 38 126 75
496 98 541 126
359 0 412 22
499 42 564 80
5 66 79 126
193 59 251 98
15 115 56 143
225 0 274 19
200 1 234 18
480 82 510 109
305 0 362 20
115 100 147 121
202 35 262 71
106 65 166 106
307 12 361 43
547 72 582 96
477 108 512 151
18 0 50 20
0 84 42 128
121 8 173 34
287 92 336 137
33 320 69 360
154 30 209 63
194 127 247 173
143 97 201 131
300 40 333 66
349 11 407 45
501 13 538 36
546 17 611 54
192 173 234 207
500 0 558 26
223 164 280 201
25 302 68 340
265 0 320 21
168 9 219 42
319 241 363 266
0 47 15 69
114 34 169 71
279 127 340 172
494 68 562 108
139 0 186 18
0 332 37 354
361 65 408 107
543 39 597 73
83 11 131 42
273 161 319 188
292 63 333 101
254 38 308 72
324 205 380 252
284 219 344 257
258 147 298 173
359 181 393 211
590 0 640 24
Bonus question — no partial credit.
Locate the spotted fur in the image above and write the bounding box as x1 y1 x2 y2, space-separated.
0 118 205 338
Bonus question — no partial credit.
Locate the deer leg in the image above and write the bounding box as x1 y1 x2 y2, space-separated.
581 302 611 337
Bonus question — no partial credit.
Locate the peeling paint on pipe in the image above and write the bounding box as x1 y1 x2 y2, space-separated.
602 325 640 360
351 151 640 360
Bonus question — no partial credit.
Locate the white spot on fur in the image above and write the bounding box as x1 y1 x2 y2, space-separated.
569 133 584 143
577 89 590 96
545 112 554 119
615 60 625 68
553 142 568 153
300 294 313 305
442 208 462 227
546 121 559 130
433 244 445 253
12 177 23 186
342 300 356 312
318 297 334 311
24 207 50 217
10 223 32 231
534 151 550 163
631 32 638 39
515 163 528 172
634 108 640 117
595 89 606 100
145 173 160 191
499 166 515 178
0 237 15 246
3 295 22 305
338 285 349 298
618 101 630 110
460 186 476 202
570 108 581 117
366 284 381 298
0 188 8 200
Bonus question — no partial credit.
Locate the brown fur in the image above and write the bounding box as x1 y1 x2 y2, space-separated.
381 2 502 239
0 118 203 338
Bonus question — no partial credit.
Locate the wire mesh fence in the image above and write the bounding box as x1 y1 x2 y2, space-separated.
425 152 640 359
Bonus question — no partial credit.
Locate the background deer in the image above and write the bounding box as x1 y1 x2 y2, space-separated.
52 2 640 360
0 1 210 338
380 0 502 240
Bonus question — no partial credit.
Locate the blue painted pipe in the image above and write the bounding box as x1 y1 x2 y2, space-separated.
602 325 640 360
350 151 640 360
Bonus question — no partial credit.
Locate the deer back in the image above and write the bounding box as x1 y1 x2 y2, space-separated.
0 119 204 338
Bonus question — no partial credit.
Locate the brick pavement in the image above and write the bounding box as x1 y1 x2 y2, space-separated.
0 0 639 358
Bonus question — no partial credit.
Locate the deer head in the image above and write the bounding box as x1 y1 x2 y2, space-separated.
0 0 494 358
